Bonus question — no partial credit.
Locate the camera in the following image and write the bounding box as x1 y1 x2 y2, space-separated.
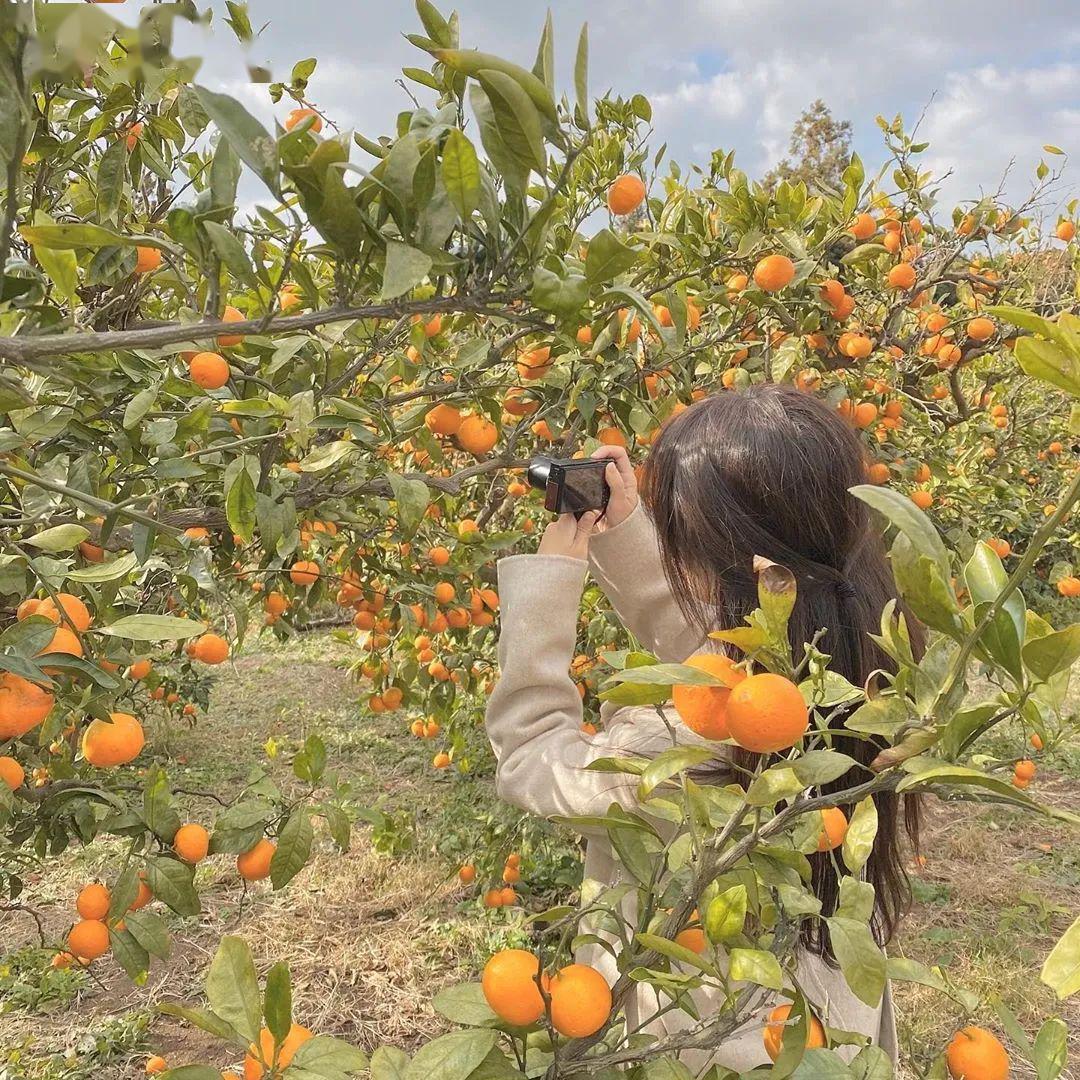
527 456 610 516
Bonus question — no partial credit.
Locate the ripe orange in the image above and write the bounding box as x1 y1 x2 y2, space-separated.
425 404 461 436
844 334 873 360
886 264 916 291
39 625 83 669
188 351 230 390
516 345 552 380
0 674 55 739
174 823 210 864
128 657 153 680
1057 220 1076 242
725 673 808 753
0 755 25 791
817 807 848 852
547 964 612 1038
68 919 110 961
848 212 876 240
39 593 92 632
290 560 320 586
428 546 451 567
433 751 451 769
129 872 153 911
244 1024 313 1080
911 489 933 510
987 538 1011 559
763 1004 826 1061
966 317 995 341
675 910 706 953
192 632 230 665
1057 576 1080 597
458 864 476 884
82 713 145 767
867 462 890 485
265 592 289 616
134 246 161 274
671 653 746 740
145 1056 167 1075
753 254 796 292
852 402 878 429
434 581 455 606
1013 759 1036 782
237 838 276 881
607 174 646 216
457 414 498 456
76 883 111 920
946 1027 1009 1080
284 108 322 133
217 304 246 347
482 949 546 1026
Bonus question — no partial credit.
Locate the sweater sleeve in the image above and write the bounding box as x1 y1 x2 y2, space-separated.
485 553 676 819
588 502 705 663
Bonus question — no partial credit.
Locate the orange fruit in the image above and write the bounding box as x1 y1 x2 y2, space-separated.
607 174 646 216
82 713 145 767
987 538 1011 559
433 751 451 769
129 873 153 911
675 910 706 953
237 838 276 881
38 593 92 632
264 592 289 616
482 949 546 1026
867 462 890 485
457 414 498 456
458 864 476 884
516 345 552 380
725 673 808 753
852 402 878 429
38 625 83 669
671 653 746 740
547 964 612 1038
244 1023 313 1080
1013 759 1036 781
886 262 917 289
284 108 322 133
434 582 455 606
1057 220 1076 242
911 489 933 510
217 304 246 347
425 404 461 436
848 213 876 240
0 755 24 791
763 1004 826 1061
1057 576 1080 597
817 807 848 852
428 546 451 567
174 823 210 864
0 674 55 739
68 919 110 960
966 317 995 341
192 632 230 665
946 1027 1009 1080
76 883 111 920
128 657 153 680
16 597 42 621
134 246 161 274
189 351 230 390
145 1056 167 1075
753 254 796 292
290 560 320 586
844 334 873 360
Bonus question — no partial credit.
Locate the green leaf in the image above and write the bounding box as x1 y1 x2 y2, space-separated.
728 948 783 990
441 129 481 219
1033 1018 1068 1080
842 796 877 875
226 467 257 544
532 264 588 319
604 662 726 688
110 926 151 979
433 49 558 123
387 473 430 537
746 766 805 806
206 936 263 1044
33 240 79 307
380 241 433 300
145 857 200 917
125 911 171 961
264 962 292 1043
792 751 857 786
97 136 127 224
705 884 747 944
124 386 158 430
291 1035 369 1076
156 1003 238 1042
793 1050 856 1079
20 222 162 250
95 614 205 641
432 983 499 1027
68 551 139 583
475 69 546 175
25 524 89 552
298 440 358 473
574 24 589 122
160 1068 224 1080
1014 336 1080 398
1023 625 1080 683
143 767 181 843
635 931 716 974
585 228 639 284
1041 913 1080 998
638 745 715 797
371 1047 411 1080
402 1030 498 1080
850 484 948 570
194 85 280 197
204 221 259 289
270 808 313 889
827 916 886 1006
849 1045 892 1080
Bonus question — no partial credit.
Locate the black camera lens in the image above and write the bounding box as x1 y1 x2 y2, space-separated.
527 456 552 492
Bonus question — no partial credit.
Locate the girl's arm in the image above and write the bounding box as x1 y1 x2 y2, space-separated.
485 522 678 820
587 448 705 663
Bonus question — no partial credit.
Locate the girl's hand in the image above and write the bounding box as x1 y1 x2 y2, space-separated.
538 511 600 561
591 445 639 532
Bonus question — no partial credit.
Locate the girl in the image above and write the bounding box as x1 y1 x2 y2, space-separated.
485 384 923 1071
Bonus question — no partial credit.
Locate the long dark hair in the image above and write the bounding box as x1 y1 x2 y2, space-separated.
641 384 926 955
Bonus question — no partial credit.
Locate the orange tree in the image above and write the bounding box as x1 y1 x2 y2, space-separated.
0 1 1078 1077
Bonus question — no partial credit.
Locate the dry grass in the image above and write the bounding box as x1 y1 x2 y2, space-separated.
2 635 1077 1078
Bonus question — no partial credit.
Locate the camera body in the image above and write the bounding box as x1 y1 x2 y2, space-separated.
527 456 610 516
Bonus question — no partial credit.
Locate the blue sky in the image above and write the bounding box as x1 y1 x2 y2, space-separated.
161 0 1079 219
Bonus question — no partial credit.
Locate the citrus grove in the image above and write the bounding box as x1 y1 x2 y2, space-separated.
0 2 1079 1078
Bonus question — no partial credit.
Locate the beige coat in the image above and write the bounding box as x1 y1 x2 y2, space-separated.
485 504 896 1072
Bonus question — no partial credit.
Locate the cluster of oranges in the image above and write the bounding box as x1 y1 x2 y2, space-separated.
1011 758 1037 790
473 851 522 908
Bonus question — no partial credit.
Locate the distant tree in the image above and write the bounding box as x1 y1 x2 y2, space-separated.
763 99 852 192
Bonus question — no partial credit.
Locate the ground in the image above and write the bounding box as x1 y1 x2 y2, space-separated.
1 635 1076 1079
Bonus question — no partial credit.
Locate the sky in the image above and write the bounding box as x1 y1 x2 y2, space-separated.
160 0 1080 219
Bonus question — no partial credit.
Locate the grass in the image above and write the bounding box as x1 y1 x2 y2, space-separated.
1 634 1076 1078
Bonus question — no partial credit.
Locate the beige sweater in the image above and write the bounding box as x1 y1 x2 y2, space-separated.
485 504 896 1072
